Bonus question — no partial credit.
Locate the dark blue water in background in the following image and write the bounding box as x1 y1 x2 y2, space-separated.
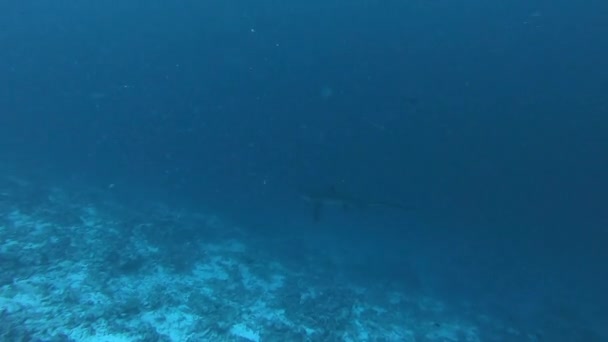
1 0 607 336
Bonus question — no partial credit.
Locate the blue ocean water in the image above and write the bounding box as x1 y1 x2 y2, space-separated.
1 0 607 340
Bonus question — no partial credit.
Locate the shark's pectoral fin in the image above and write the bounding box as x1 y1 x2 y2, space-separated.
313 202 323 222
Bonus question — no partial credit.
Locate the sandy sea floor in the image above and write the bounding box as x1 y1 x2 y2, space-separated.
0 172 573 341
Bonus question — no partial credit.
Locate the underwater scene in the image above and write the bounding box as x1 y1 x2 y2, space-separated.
1 0 607 341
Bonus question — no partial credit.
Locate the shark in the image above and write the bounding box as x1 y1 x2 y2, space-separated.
300 186 412 222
